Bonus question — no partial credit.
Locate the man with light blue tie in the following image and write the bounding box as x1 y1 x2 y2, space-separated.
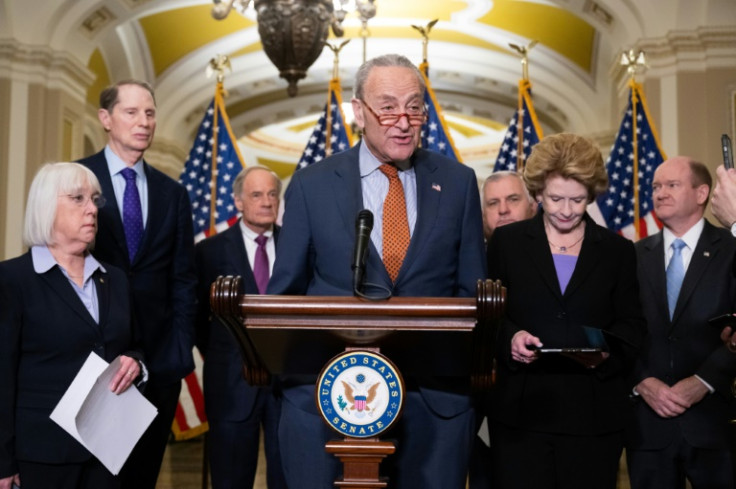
627 156 736 489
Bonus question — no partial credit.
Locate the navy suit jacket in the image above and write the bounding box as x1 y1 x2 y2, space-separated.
0 253 139 477
268 144 486 416
79 150 197 387
487 212 646 435
194 222 279 421
628 220 736 450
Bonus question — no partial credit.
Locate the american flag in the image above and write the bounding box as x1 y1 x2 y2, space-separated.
174 81 245 440
179 82 245 241
419 61 461 161
593 80 665 240
297 78 353 170
493 79 543 172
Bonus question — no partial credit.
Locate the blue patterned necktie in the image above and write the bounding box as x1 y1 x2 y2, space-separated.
121 168 144 262
666 239 686 319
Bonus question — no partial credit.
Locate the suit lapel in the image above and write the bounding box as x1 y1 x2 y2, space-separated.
224 223 259 293
562 215 604 298
525 213 565 301
94 154 129 259
39 268 100 331
399 151 439 281
672 222 720 324
332 149 388 280
332 147 365 234
640 232 669 324
94 269 110 329
135 162 168 265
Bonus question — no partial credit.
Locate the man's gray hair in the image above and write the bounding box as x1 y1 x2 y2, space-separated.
482 170 533 202
232 166 282 197
353 54 426 100
23 162 102 248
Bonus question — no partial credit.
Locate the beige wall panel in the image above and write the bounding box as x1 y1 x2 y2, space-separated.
0 78 9 260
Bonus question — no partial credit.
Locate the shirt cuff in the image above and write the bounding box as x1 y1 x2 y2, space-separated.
135 359 149 385
694 374 715 394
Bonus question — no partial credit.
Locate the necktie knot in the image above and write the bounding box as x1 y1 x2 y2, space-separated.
672 238 686 252
378 164 400 180
255 234 268 247
121 167 137 182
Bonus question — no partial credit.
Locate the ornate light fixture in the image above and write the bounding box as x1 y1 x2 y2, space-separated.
212 0 348 97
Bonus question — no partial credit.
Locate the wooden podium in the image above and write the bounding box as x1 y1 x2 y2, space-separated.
210 277 505 487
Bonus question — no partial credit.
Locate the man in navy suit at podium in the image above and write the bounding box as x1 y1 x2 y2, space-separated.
268 54 486 489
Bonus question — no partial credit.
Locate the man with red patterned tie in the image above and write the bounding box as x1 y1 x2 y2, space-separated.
268 54 486 489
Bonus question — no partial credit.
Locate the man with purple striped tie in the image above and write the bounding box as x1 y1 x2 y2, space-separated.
194 166 287 489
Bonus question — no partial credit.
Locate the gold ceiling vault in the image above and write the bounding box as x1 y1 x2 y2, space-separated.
81 0 602 177
123 0 596 82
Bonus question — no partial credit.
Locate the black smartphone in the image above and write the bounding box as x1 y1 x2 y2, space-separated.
723 134 734 169
708 313 736 329
537 348 602 353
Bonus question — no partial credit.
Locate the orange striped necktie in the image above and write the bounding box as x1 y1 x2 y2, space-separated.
378 164 410 282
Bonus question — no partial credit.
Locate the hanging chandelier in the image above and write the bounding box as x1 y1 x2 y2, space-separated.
212 0 353 97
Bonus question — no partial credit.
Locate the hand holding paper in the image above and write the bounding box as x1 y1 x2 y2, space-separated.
50 352 157 475
109 355 141 394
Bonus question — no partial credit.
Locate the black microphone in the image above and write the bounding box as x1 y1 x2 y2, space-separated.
352 209 374 294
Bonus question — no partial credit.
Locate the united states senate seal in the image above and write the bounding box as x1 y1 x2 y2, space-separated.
316 350 404 438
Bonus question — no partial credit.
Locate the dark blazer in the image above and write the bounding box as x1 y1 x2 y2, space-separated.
79 151 197 387
628 220 736 450
267 144 486 416
268 144 484 299
0 252 138 478
487 212 645 435
194 221 279 421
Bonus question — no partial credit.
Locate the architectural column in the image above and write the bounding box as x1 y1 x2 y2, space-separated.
0 40 94 259
637 26 736 167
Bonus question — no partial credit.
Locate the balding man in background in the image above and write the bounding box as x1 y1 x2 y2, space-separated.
482 171 537 240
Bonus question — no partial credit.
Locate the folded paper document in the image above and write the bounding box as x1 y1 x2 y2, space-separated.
50 352 157 475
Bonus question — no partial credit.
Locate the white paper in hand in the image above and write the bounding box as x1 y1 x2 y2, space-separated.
50 352 158 475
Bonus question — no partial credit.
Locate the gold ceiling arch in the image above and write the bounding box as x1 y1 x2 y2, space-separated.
86 0 598 97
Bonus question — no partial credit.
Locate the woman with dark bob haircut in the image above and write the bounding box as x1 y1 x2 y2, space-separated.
486 133 646 489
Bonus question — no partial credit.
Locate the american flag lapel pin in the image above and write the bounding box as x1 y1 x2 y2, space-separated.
432 183 441 192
